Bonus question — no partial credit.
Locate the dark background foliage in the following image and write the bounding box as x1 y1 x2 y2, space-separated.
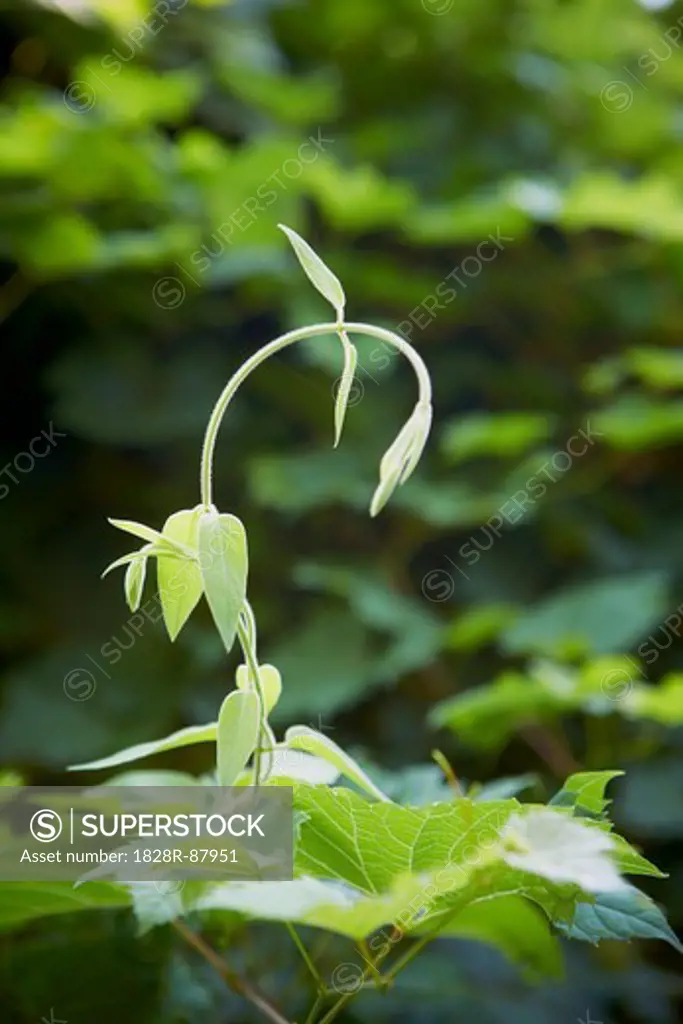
2 0 683 1020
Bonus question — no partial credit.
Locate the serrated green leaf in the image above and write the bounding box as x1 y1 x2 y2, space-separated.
293 786 515 894
279 224 345 317
157 507 204 641
551 771 624 816
67 722 218 772
559 886 682 951
198 510 248 656
609 833 665 878
334 336 357 447
124 556 147 612
285 725 390 802
216 690 260 786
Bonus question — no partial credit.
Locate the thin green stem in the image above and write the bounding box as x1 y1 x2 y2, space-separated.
236 616 267 786
384 894 475 984
285 923 325 993
304 992 325 1024
200 321 432 507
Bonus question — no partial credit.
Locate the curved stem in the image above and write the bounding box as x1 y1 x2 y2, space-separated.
200 321 431 507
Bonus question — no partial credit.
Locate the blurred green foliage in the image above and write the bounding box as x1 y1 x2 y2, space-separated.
3 0 683 1020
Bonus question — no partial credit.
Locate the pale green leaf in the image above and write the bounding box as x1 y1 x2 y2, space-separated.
217 690 260 786
67 722 218 772
193 872 471 942
108 518 166 546
279 224 345 317
334 336 358 447
198 510 248 656
124 556 147 612
236 663 282 715
265 748 340 785
158 507 204 641
101 547 150 579
285 725 390 802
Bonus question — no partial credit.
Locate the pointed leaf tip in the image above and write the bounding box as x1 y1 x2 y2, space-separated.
124 556 147 612
334 337 358 448
279 224 345 318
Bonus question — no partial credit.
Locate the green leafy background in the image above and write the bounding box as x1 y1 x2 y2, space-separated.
2 0 683 1020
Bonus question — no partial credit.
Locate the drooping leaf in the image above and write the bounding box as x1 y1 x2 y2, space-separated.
285 725 390 802
198 510 248 656
124 555 147 613
334 335 358 447
278 224 345 317
67 722 218 772
157 507 204 641
216 690 260 786
108 518 168 546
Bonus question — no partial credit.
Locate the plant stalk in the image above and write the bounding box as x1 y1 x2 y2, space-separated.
200 321 432 508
